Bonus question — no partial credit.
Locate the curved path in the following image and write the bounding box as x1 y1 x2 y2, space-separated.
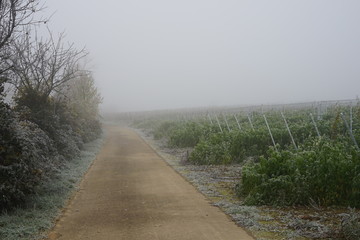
47 126 253 240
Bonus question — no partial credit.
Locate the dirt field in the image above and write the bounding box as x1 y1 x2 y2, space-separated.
47 126 253 240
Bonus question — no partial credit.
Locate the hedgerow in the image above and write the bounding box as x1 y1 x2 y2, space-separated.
0 78 102 211
0 101 55 209
0 0 102 213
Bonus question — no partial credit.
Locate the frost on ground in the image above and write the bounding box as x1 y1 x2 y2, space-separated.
0 136 104 240
137 129 359 240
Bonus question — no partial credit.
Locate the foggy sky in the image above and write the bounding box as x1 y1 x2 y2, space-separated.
44 0 360 112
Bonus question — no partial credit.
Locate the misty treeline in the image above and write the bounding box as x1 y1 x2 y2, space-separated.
0 0 102 210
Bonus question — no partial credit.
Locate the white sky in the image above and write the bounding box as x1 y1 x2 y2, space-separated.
43 0 360 112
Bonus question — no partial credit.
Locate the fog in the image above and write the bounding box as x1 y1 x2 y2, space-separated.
44 0 360 112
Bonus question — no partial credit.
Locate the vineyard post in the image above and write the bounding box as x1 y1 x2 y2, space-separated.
340 112 359 151
317 102 322 120
224 115 231 132
186 113 191 121
281 112 298 150
310 113 321 137
350 104 353 133
215 115 223 133
234 114 242 131
312 102 317 120
247 114 255 130
324 101 328 115
182 114 187 122
207 114 214 125
263 114 277 151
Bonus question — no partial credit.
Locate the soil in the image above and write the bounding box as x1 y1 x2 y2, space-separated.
46 125 254 240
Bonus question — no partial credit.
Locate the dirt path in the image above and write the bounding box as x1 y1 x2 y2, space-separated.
47 126 253 240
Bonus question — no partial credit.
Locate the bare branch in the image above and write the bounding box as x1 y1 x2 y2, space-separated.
8 28 88 98
0 0 45 50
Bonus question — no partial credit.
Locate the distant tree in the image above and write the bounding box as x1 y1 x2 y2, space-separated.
60 72 102 141
65 73 102 118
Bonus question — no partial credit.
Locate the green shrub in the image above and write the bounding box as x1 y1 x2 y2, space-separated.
237 137 360 207
189 133 232 165
189 127 291 165
169 122 214 148
153 121 178 140
230 128 278 161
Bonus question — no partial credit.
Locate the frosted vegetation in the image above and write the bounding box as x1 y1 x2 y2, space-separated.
132 103 360 238
132 105 360 208
0 0 102 215
0 137 103 240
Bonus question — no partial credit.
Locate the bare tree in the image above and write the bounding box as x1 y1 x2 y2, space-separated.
0 0 43 50
0 0 44 89
8 30 87 98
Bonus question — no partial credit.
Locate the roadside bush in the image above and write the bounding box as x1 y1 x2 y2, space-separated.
14 92 82 160
0 102 56 210
14 87 102 160
230 128 275 161
80 118 102 142
0 74 102 211
189 127 290 165
189 132 232 165
153 121 178 140
169 122 211 148
52 125 81 160
237 137 360 207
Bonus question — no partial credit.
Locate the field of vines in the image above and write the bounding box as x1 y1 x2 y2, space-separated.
131 100 360 209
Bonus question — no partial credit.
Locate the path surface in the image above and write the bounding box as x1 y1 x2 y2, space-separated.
47 126 253 240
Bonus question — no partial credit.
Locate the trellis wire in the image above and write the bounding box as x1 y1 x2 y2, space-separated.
224 115 231 132
281 112 297 150
233 114 242 131
215 115 223 133
309 113 321 137
350 105 353 132
317 102 322 120
247 114 255 130
340 112 359 151
263 114 277 151
207 114 213 125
